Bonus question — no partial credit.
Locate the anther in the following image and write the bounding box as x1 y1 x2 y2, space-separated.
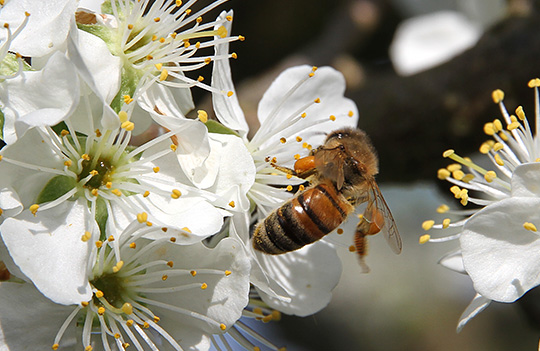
348 245 356 252
422 220 434 230
348 110 354 117
286 185 293 191
60 130 69 137
52 344 59 350
167 261 174 268
162 275 168 281
337 228 344 234
419 234 431 244
112 261 124 273
137 212 148 223
159 69 168 81
171 189 182 199
226 15 232 21
314 98 321 103
97 307 105 315
437 204 449 213
29 204 39 216
229 201 235 208
129 242 136 249
329 115 336 121
437 168 451 179
81 231 92 242
197 110 208 123
524 222 537 232
516 106 526 120
492 89 504 103
190 270 197 276
231 52 238 59
143 191 150 197
95 241 103 248
528 78 540 88
227 91 234 97
442 218 451 229
484 171 497 182
280 137 286 143
201 283 208 290
220 323 227 330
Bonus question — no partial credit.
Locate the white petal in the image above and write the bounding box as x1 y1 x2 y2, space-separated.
0 282 76 350
135 238 250 337
456 293 491 332
0 187 23 218
438 249 466 274
211 10 249 136
255 241 342 316
0 0 77 57
0 198 93 304
1 52 80 143
461 197 540 302
389 11 482 76
72 29 121 104
511 163 540 197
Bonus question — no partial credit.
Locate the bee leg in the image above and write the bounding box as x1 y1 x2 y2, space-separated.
269 163 317 179
354 219 371 273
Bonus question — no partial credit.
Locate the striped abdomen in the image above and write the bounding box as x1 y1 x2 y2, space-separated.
252 182 354 254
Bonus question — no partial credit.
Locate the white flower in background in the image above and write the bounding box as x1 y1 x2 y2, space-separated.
389 11 481 76
421 79 540 330
0 93 226 305
211 11 359 316
0 222 250 351
73 0 242 113
0 0 78 57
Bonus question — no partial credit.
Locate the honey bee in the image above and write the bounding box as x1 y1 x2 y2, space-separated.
252 127 401 272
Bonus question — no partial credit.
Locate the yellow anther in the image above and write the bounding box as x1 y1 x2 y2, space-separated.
446 164 462 172
419 234 431 244
167 261 174 268
181 227 191 233
154 316 160 323
348 245 356 252
228 201 235 208
329 115 336 121
225 270 232 276
60 129 69 137
479 143 491 154
227 91 234 97
95 129 102 137
348 110 354 117
183 40 190 48
170 237 176 243
262 315 273 323
162 274 168 281
97 307 106 315
95 240 103 248
204 57 212 64
112 261 124 273
492 89 504 103
286 185 293 191
220 323 227 330
159 69 168 81
294 154 301 160
29 204 39 215
286 174 292 179
460 189 469 206
280 137 286 144
272 310 282 321
201 283 208 290
299 185 305 191
337 228 344 234
95 291 104 299
231 52 238 59
462 174 475 183
143 190 150 197
308 72 315 78
216 25 227 38
137 212 148 223
153 166 160 173
190 270 197 276
296 136 303 142
450 185 461 197
114 333 121 339
226 15 233 21
121 120 135 131
196 16 202 23
146 221 153 227
452 170 465 180
253 307 263 315
52 344 59 350
185 8 191 15
112 189 122 196
118 110 128 123
64 159 72 167
528 78 540 88
238 35 245 41
437 204 450 213
484 170 497 182
508 121 520 130
197 110 208 123
195 42 201 48
314 98 321 103
524 222 537 231
82 154 91 161
81 231 92 242
126 319 134 327
129 242 136 249
197 76 204 82
103 182 111 189
422 220 435 231
143 322 150 329
154 63 163 71
493 119 503 132
301 112 307 118
85 346 93 351
494 153 505 166
499 131 508 141
89 170 98 176
127 24 134 30
493 142 504 152
171 189 182 199
483 122 495 136
81 301 89 307
442 218 451 229
175 0 182 6
154 17 160 22
516 106 526 120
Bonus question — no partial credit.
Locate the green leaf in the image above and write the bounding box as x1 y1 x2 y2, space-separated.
36 175 77 204
205 120 239 136
95 197 109 241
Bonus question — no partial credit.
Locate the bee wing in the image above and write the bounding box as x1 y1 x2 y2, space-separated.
365 180 402 254
314 147 346 189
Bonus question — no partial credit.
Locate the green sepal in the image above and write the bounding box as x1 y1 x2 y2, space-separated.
95 197 109 241
36 175 77 204
205 120 239 137
0 52 32 77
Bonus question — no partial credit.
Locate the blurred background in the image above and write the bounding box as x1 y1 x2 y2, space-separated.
195 0 540 349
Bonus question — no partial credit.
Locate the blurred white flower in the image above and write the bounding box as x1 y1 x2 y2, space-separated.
422 79 540 329
0 222 250 351
389 11 481 76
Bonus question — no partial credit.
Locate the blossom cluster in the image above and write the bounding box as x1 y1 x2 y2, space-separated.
0 0 360 350
420 79 540 331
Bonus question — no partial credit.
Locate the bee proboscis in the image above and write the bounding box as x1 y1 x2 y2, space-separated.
252 127 401 272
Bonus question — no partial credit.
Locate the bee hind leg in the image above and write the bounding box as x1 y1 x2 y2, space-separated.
354 220 371 273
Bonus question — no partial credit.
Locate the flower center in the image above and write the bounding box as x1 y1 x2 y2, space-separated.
91 272 129 309
79 157 116 190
